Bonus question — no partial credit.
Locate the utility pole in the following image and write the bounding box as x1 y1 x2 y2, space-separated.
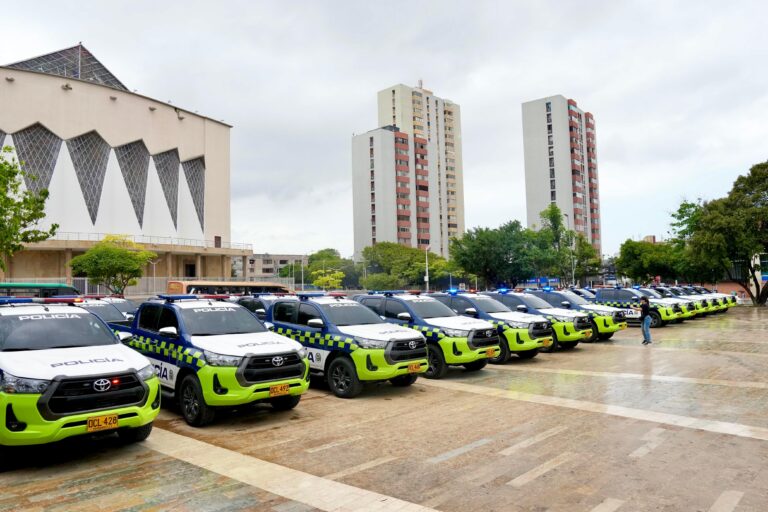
563 213 576 286
424 246 430 292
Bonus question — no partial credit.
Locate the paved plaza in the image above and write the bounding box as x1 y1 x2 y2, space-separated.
2 307 766 511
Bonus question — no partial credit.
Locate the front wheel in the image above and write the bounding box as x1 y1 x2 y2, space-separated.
489 338 511 364
597 332 614 341
649 311 662 328
117 423 153 443
516 349 538 359
584 320 599 342
559 341 579 350
463 359 488 372
179 375 216 427
327 357 363 398
270 395 301 411
425 344 448 379
540 332 559 353
390 374 418 387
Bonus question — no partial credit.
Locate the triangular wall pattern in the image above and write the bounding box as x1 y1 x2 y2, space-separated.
182 158 205 231
67 131 110 224
114 140 149 227
12 123 62 193
153 150 180 229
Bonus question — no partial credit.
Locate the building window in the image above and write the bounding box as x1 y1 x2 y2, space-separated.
546 113 552 123
546 102 551 113
548 135 553 145
369 148 374 157
262 268 274 274
549 157 554 167
548 147 554 156
549 168 555 179
369 137 373 147
551 191 556 201
370 159 374 169
550 179 556 190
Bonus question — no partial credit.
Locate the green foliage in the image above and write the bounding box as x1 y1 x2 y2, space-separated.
311 268 345 290
359 272 402 290
0 147 58 270
615 240 677 282
69 235 157 294
360 242 448 288
573 233 601 283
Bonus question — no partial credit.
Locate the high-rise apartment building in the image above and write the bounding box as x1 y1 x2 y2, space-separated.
351 83 464 261
522 95 601 255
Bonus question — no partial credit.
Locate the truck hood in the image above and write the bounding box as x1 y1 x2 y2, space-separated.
337 323 422 341
652 298 689 306
0 344 151 381
488 311 548 324
191 331 302 357
424 316 495 331
578 304 620 315
540 308 588 319
649 299 674 308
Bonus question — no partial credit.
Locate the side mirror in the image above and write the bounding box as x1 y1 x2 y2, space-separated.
560 301 571 309
264 321 274 330
464 307 478 317
397 312 412 322
255 308 266 319
380 315 386 320
516 305 528 313
307 318 324 329
158 326 178 337
117 331 133 343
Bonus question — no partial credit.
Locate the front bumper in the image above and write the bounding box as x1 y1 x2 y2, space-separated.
439 336 500 364
592 315 628 334
501 327 551 352
199 361 310 406
0 377 160 447
350 348 428 381
553 322 592 342
676 306 697 319
658 307 678 322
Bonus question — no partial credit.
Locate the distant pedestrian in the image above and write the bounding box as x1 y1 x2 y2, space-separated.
636 296 652 345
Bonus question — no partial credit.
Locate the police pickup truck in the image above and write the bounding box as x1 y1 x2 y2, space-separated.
268 293 428 398
0 298 159 459
427 291 552 362
636 288 698 321
481 290 592 351
592 287 679 327
111 295 309 426
528 288 628 341
355 292 500 379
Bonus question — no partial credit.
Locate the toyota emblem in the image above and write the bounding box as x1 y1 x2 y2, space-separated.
486 330 494 337
271 356 285 367
93 378 111 392
408 340 419 350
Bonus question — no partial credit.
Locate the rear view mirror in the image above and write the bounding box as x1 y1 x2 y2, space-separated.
397 312 412 321
307 318 324 329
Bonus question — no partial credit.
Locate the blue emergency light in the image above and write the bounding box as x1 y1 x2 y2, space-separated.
496 288 510 294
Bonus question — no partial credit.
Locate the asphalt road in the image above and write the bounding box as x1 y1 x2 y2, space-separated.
2 306 767 511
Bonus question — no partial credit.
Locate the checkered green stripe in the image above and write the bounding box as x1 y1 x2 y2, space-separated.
595 301 660 310
116 330 205 368
274 327 358 352
408 324 445 340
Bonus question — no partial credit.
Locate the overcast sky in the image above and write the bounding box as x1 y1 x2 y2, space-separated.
4 1 767 257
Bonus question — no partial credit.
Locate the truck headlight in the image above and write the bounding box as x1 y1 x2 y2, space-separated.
297 347 308 359
0 373 51 394
137 365 156 381
505 321 529 329
353 337 388 349
203 350 243 367
552 315 572 323
442 328 470 338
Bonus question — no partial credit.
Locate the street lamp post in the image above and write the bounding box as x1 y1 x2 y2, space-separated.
563 213 576 286
148 259 159 295
424 246 430 292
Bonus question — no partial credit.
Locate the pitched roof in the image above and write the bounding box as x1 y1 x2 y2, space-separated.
5 44 127 91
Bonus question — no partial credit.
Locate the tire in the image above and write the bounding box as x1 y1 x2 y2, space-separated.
649 311 662 328
117 422 153 443
270 395 301 411
489 337 511 364
390 374 418 387
425 344 448 379
584 320 599 342
463 359 488 372
540 332 559 353
327 357 363 398
516 349 538 359
597 332 614 341
559 341 579 350
179 375 216 427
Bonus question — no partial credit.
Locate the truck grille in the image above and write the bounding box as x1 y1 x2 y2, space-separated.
672 304 682 313
529 321 552 338
574 317 592 331
468 329 499 349
241 352 304 383
387 338 427 363
39 372 147 419
612 311 625 321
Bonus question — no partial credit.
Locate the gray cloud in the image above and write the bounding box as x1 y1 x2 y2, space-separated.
2 0 766 257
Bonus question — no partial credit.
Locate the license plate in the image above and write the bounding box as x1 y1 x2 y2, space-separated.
541 338 553 347
86 414 119 433
407 362 421 373
485 348 495 357
269 384 290 397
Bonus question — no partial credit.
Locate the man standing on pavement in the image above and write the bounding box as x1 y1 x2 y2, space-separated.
638 296 652 345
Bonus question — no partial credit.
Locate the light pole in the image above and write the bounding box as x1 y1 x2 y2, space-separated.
562 213 576 286
148 259 160 295
424 245 430 292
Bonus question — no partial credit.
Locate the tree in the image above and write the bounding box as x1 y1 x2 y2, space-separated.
573 233 601 284
69 235 157 294
359 272 402 290
0 147 57 270
615 239 676 283
311 269 345 290
361 242 448 288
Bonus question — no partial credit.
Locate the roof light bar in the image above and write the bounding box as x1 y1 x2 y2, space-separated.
0 297 83 305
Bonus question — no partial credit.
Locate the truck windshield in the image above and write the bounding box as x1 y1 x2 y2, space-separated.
79 303 127 322
521 294 554 310
576 289 596 299
319 303 384 326
409 299 456 319
181 306 267 335
558 291 588 305
0 310 118 351
640 289 663 299
472 297 509 313
110 300 137 314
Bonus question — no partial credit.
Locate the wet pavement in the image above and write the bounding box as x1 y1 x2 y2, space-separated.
2 306 767 511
